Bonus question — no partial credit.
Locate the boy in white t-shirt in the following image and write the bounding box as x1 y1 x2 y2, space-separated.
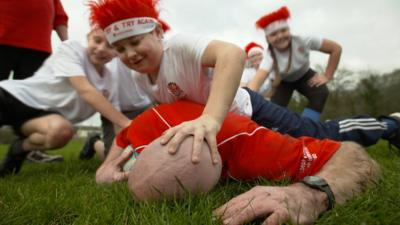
248 6 342 121
80 20 173 161
0 29 150 177
89 0 247 164
241 42 275 99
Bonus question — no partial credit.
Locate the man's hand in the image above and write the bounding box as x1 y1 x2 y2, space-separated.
307 74 330 87
96 150 133 184
160 114 221 164
213 184 327 225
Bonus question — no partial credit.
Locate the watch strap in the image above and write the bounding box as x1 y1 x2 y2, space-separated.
301 176 335 210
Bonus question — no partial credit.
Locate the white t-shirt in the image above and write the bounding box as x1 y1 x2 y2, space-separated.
241 67 275 96
259 35 322 82
105 59 152 112
0 40 146 123
134 33 253 117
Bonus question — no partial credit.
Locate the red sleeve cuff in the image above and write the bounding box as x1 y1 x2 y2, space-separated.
115 126 130 149
53 15 69 28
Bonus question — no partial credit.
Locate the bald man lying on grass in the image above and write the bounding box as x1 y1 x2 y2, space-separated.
96 100 380 225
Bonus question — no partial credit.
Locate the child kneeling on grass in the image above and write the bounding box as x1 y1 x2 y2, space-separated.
0 29 150 177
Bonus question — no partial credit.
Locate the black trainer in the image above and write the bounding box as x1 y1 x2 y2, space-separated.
387 113 400 150
0 139 29 177
79 133 101 160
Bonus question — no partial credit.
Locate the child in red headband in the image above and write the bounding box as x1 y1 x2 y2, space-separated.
89 0 247 164
248 6 342 121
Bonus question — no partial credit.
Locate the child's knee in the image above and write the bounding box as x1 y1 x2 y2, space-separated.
46 122 74 148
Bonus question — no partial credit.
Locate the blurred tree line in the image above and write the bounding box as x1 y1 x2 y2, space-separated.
288 67 400 120
1 67 399 143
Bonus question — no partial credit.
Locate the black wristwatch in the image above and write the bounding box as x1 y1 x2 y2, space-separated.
301 176 335 210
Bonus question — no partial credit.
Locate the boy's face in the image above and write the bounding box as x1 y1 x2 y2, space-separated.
248 51 263 69
112 29 164 75
86 29 116 67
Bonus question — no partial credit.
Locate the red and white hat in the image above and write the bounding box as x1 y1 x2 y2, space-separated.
256 6 290 36
158 19 171 33
89 0 164 44
244 42 264 56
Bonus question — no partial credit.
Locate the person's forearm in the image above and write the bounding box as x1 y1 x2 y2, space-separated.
102 140 123 164
81 89 130 128
55 25 69 41
204 45 246 123
313 142 380 204
247 69 269 91
282 142 381 223
321 40 342 79
325 50 341 79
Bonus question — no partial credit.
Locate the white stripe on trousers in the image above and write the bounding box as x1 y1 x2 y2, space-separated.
338 118 387 133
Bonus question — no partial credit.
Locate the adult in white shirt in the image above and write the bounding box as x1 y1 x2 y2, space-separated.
0 29 149 177
248 6 342 121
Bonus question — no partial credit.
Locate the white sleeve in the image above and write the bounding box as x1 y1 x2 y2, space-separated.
52 41 86 78
258 51 274 72
113 60 152 109
169 34 212 71
241 68 250 83
104 63 122 110
302 35 323 51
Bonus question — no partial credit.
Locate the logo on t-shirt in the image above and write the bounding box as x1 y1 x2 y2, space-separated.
297 46 306 54
167 82 186 98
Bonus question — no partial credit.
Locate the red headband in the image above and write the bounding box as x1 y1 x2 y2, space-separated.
89 0 160 30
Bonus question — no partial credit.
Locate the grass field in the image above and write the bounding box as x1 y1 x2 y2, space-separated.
0 140 399 225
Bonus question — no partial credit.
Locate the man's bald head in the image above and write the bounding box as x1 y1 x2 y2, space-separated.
128 136 222 201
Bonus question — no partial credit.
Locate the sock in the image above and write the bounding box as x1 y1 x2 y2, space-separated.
302 108 321 121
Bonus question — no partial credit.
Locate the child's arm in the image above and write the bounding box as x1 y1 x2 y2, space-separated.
68 76 130 129
247 69 270 92
53 0 68 41
161 40 246 164
55 24 68 41
308 39 342 87
202 40 246 127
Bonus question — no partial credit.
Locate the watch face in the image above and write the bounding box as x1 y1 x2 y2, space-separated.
304 176 327 186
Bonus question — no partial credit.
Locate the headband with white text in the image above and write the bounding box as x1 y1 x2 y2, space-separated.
105 17 158 44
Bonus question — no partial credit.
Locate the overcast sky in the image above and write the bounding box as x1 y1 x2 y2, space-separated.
56 0 399 73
